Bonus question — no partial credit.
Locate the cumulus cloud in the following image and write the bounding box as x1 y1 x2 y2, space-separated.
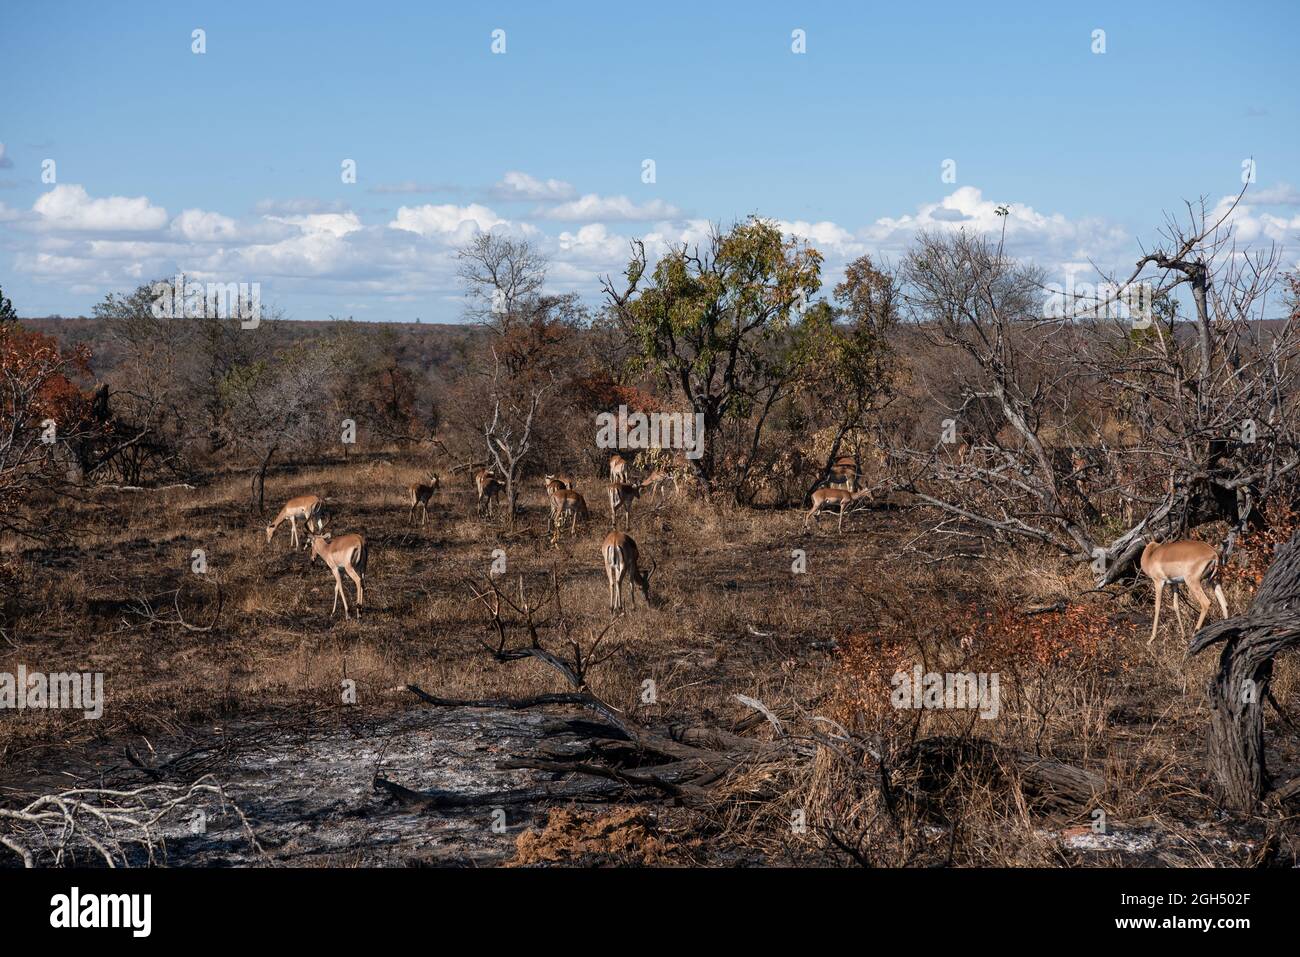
33 184 168 231
11 176 1296 321
491 171 575 201
388 202 514 239
170 208 240 242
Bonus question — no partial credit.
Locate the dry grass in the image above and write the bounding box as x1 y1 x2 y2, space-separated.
2 451 1298 866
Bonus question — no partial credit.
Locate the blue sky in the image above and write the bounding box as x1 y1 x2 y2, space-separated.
1 0 1297 321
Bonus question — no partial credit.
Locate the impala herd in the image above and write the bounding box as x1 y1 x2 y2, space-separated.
262 450 1233 640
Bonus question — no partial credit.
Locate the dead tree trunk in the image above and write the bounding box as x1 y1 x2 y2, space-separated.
1189 528 1300 812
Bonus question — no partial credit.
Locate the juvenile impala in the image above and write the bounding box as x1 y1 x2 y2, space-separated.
548 487 588 539
1140 538 1229 644
406 473 439 526
608 454 628 485
828 453 859 492
265 494 326 548
803 487 872 534
304 531 368 619
601 531 655 612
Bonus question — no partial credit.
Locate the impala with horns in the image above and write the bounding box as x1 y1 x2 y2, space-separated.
265 494 327 548
601 531 655 612
1140 538 1229 644
405 473 440 526
305 531 368 619
803 486 872 534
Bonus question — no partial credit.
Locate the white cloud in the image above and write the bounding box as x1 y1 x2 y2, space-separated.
0 143 13 169
33 184 168 231
491 171 575 201
266 212 362 238
539 193 680 222
171 208 240 242
388 202 512 239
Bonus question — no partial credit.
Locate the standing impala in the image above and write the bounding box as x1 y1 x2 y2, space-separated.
1140 538 1229 644
543 473 575 496
608 481 645 529
406 474 439 526
475 468 503 516
305 531 368 619
608 454 628 485
601 531 655 612
803 487 872 534
547 487 588 539
266 494 326 548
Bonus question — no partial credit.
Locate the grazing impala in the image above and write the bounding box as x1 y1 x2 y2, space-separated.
601 531 655 612
640 468 676 503
475 468 503 516
1140 538 1229 644
803 487 872 534
548 488 588 538
608 454 628 485
406 474 439 526
608 482 645 529
305 532 368 619
266 494 326 548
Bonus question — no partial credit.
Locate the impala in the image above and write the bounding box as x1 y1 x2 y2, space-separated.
1140 538 1229 644
803 487 872 533
609 454 628 485
406 474 439 526
608 481 645 529
265 494 326 548
305 531 368 619
475 468 503 516
548 488 588 538
601 531 655 612
640 468 676 503
828 453 859 492
543 473 575 496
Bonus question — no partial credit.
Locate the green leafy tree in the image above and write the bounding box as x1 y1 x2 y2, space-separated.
602 217 822 492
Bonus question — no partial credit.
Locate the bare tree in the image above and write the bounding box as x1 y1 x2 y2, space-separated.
890 193 1300 583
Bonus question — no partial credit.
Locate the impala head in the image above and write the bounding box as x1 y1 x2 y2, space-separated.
636 560 657 607
304 531 332 561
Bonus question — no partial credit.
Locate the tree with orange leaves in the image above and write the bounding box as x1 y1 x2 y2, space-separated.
0 320 94 541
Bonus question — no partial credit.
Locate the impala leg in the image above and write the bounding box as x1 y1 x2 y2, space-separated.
1213 582 1228 618
1187 577 1212 633
837 504 844 534
1172 588 1186 638
345 565 364 618
330 568 343 617
290 517 299 548
1149 581 1164 645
